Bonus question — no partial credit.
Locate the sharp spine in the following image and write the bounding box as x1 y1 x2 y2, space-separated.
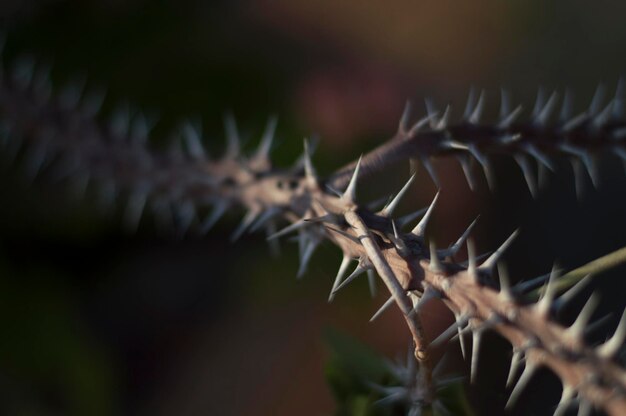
411 191 440 237
329 255 352 302
370 295 397 322
479 230 519 275
568 292 600 339
341 156 362 202
380 174 416 217
505 363 537 410
506 350 523 388
598 308 626 358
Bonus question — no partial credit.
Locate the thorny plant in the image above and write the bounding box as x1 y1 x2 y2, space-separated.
2 31 626 415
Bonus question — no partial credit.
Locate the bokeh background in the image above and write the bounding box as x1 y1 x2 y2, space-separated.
2 1 626 415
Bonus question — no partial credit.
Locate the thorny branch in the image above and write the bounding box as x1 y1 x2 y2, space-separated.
3 44 626 414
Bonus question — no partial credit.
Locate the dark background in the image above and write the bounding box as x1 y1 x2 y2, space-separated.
1 1 626 415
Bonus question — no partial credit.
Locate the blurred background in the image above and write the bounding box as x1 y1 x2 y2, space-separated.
1 0 626 415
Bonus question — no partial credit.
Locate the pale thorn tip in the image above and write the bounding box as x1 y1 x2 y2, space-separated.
332 262 368 294
297 238 319 279
367 269 377 298
470 328 483 384
424 97 438 128
439 216 480 257
399 100 413 133
468 89 486 124
411 191 440 237
463 87 477 120
456 154 477 191
266 220 308 241
506 350 523 389
505 363 537 410
536 262 560 316
535 90 559 126
429 241 444 273
553 386 575 416
513 154 538 198
436 105 451 130
479 229 520 275
498 105 524 129
497 262 514 299
598 308 626 358
230 207 260 242
370 295 396 322
380 174 416 217
303 138 318 183
420 156 441 188
429 318 465 350
342 155 362 202
554 273 593 313
407 286 440 317
467 238 477 277
200 201 228 234
328 255 352 302
397 207 428 229
569 292 601 339
256 115 278 161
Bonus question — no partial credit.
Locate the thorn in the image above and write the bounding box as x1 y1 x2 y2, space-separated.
568 292 600 339
594 99 614 127
200 201 227 234
479 230 519 275
560 89 573 122
332 262 368 294
554 274 593 312
367 269 377 298
424 97 438 128
500 88 511 120
329 255 352 302
514 271 551 294
250 206 282 232
430 317 466 349
256 115 278 162
429 241 444 273
408 286 440 317
436 105 451 130
421 156 440 188
303 138 318 185
553 386 575 416
224 112 240 157
397 207 428 229
505 363 537 410
531 87 546 118
536 91 559 126
470 328 483 384
578 399 592 416
513 154 538 198
325 225 361 244
408 115 436 137
598 308 626 358
267 220 308 240
537 263 560 316
297 237 319 278
456 314 468 359
456 155 477 191
399 100 413 133
499 105 524 129
182 121 205 160
230 208 261 242
562 112 589 132
524 143 556 172
380 174 416 217
265 221 281 256
370 295 397 322
497 262 514 300
589 84 606 115
439 216 480 257
411 192 440 237
468 144 496 190
341 155 362 203
468 90 486 124
467 238 477 277
463 87 477 120
506 350 523 388
571 158 586 201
